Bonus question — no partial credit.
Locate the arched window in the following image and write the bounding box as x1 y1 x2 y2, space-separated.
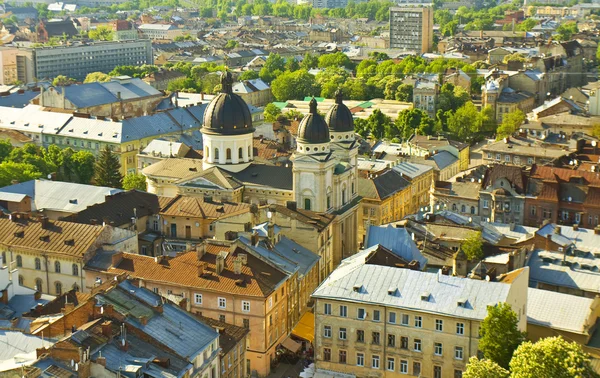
16 255 22 267
214 148 219 160
471 206 476 215
239 147 243 159
452 204 458 211
352 182 355 194
72 264 79 276
18 275 23 286
342 189 346 205
304 198 311 211
55 282 62 295
461 205 466 213
226 148 232 160
35 258 41 270
248 146 252 159
54 261 61 273
35 278 43 292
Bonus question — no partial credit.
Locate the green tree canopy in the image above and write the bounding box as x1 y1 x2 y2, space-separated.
264 103 282 122
123 173 147 191
94 146 123 188
0 139 14 162
84 72 111 83
70 150 96 184
447 102 482 142
496 109 525 140
52 75 77 86
480 302 525 369
510 336 598 378
461 231 484 260
0 162 42 187
271 69 319 101
463 357 509 378
88 25 113 41
318 52 352 69
239 70 259 81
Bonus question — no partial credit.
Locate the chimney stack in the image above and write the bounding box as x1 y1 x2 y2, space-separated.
96 357 106 367
198 262 205 277
216 252 226 275
250 231 259 246
40 216 49 229
196 243 206 260
233 257 242 275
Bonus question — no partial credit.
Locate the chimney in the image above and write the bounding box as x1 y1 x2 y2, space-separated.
117 91 122 101
408 260 420 271
96 357 106 367
101 321 112 338
196 243 205 260
233 258 242 275
186 242 192 251
201 92 204 100
545 233 552 250
267 223 275 242
554 226 561 235
34 291 41 300
250 231 259 246
286 201 297 211
441 266 450 276
216 252 226 275
40 216 50 229
0 289 8 304
595 227 600 235
111 252 124 267
197 262 205 277
573 223 579 231
62 302 75 313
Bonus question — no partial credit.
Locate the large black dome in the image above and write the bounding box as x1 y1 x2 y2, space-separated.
297 98 329 144
202 71 254 136
325 90 354 133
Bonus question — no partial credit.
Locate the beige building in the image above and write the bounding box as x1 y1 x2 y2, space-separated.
0 46 34 85
197 316 250 378
312 253 529 378
0 213 137 295
389 4 434 53
232 79 273 107
84 238 311 378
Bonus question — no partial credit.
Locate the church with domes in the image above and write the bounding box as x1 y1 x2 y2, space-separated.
145 71 360 264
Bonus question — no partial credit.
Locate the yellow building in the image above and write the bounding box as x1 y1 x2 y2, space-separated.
312 256 529 378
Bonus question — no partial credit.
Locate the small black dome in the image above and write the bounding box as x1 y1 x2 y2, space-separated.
325 90 354 133
202 71 254 136
297 98 329 144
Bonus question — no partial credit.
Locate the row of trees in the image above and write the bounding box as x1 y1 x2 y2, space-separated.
0 141 146 191
465 303 598 377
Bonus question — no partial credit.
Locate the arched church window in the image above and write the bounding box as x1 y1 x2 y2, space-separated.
214 148 219 160
239 148 243 159
461 205 466 213
226 148 232 160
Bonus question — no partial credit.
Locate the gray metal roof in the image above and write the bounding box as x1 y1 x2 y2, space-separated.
365 225 427 267
0 330 49 361
313 263 520 321
0 180 120 212
58 78 160 108
391 162 433 179
537 224 600 255
528 249 600 294
431 150 458 170
527 287 595 335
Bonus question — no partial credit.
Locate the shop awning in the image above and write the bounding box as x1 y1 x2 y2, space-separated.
281 336 302 353
291 311 314 344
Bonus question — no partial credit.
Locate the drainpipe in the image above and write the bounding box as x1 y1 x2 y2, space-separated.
44 255 49 295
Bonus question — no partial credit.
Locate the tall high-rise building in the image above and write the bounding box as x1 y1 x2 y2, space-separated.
0 40 153 84
389 4 434 54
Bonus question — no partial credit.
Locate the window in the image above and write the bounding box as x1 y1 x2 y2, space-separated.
434 343 443 356
496 153 501 160
414 339 422 352
455 346 464 360
357 308 366 320
505 154 511 162
389 312 396 324
339 305 347 317
371 355 380 369
456 323 464 335
461 204 466 213
242 301 250 312
339 328 347 340
323 348 331 362
55 281 62 295
16 255 22 267
219 314 226 322
483 200 489 209
373 310 380 321
454 369 463 378
401 336 408 349
387 358 395 371
372 331 380 345
452 203 457 211
239 147 243 159
401 313 409 325
243 318 249 328
487 152 492 159
35 279 42 292
400 360 408 374
531 206 536 216
226 148 231 160
53 261 61 273
214 148 219 160
194 293 202 304
413 362 421 376
576 213 581 223
324 303 331 315
357 330 365 342
324 326 331 338
435 319 443 332
388 334 395 347
356 353 364 366
218 297 226 309
562 210 569 221
339 351 346 364
304 198 311 211
18 275 23 285
327 195 331 209
414 316 422 328
248 146 252 158
72 264 78 276
527 157 534 165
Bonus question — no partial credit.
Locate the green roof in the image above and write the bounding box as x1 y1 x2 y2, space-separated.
303 97 325 102
356 101 374 108
272 101 288 109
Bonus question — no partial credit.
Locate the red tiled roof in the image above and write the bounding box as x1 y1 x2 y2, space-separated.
530 165 600 186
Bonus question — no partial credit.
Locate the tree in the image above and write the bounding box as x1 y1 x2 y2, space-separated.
318 52 352 69
123 173 147 191
239 70 259 81
271 69 319 101
461 231 484 260
84 72 111 83
52 75 76 86
285 58 300 72
447 102 482 142
264 103 282 122
510 337 598 378
94 146 123 188
593 124 600 139
0 162 42 187
479 302 525 369
463 357 509 378
496 109 525 139
502 53 527 64
0 139 14 162
395 84 413 102
70 150 95 184
88 25 113 41
555 22 578 41
225 40 238 49
300 53 318 70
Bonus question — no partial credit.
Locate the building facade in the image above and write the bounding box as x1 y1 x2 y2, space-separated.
389 4 434 53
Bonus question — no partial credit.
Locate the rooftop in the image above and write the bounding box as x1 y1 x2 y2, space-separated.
364 225 428 267
528 249 600 294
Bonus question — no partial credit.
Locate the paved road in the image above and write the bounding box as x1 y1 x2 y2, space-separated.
267 360 306 378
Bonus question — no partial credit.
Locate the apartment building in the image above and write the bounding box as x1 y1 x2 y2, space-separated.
0 40 152 83
312 252 529 378
389 4 434 53
413 80 438 118
392 162 435 215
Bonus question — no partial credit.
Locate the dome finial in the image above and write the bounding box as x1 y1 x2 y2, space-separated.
334 89 343 104
309 97 318 114
220 70 233 94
